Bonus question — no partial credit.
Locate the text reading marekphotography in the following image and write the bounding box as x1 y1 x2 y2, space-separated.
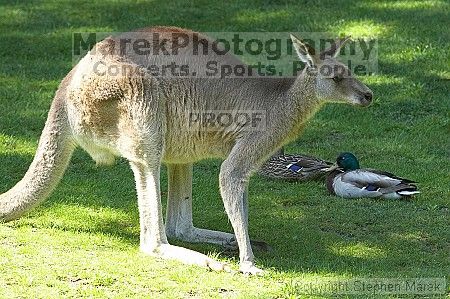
72 31 378 78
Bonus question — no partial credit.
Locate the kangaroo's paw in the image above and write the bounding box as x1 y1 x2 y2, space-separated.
141 244 233 272
239 261 264 276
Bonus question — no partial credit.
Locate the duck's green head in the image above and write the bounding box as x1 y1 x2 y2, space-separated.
336 152 360 171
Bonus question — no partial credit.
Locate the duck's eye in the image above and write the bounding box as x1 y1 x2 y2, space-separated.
332 76 343 83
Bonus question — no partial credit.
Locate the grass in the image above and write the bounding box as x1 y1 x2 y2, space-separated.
0 0 449 298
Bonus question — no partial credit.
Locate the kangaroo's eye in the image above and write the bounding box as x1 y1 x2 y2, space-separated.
332 76 343 83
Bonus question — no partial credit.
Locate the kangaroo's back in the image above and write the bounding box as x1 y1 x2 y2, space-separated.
70 26 294 163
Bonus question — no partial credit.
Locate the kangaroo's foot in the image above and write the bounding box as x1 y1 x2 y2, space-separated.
240 261 264 276
141 243 233 272
168 227 271 252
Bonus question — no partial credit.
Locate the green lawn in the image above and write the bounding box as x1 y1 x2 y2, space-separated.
0 0 449 298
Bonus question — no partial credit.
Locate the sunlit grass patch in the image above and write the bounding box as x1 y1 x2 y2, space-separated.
330 242 387 259
359 75 405 86
333 20 389 38
233 9 293 25
0 134 37 155
359 0 448 10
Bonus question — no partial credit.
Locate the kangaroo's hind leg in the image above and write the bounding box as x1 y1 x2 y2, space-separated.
128 153 230 272
165 163 235 247
165 163 270 251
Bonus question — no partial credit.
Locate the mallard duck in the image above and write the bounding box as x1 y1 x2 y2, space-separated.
327 152 420 199
259 148 334 181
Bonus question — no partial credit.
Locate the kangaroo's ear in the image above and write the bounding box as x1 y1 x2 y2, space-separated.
290 34 317 67
320 36 352 59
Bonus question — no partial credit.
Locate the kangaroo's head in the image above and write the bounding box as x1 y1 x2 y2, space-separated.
290 34 373 106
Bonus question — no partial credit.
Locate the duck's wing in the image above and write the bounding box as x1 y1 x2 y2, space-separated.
365 168 417 184
340 169 404 188
332 171 384 198
259 154 333 181
280 154 332 165
288 155 333 170
289 160 332 172
338 169 419 198
286 156 334 180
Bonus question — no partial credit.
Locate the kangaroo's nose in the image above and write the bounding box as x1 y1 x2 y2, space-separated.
364 92 373 102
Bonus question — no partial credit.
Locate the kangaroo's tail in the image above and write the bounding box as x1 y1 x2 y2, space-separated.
0 86 75 222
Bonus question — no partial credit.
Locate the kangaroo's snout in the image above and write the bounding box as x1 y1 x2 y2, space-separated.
359 91 373 106
355 91 373 107
352 82 373 107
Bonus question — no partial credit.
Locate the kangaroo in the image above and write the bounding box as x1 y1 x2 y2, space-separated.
0 27 372 275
